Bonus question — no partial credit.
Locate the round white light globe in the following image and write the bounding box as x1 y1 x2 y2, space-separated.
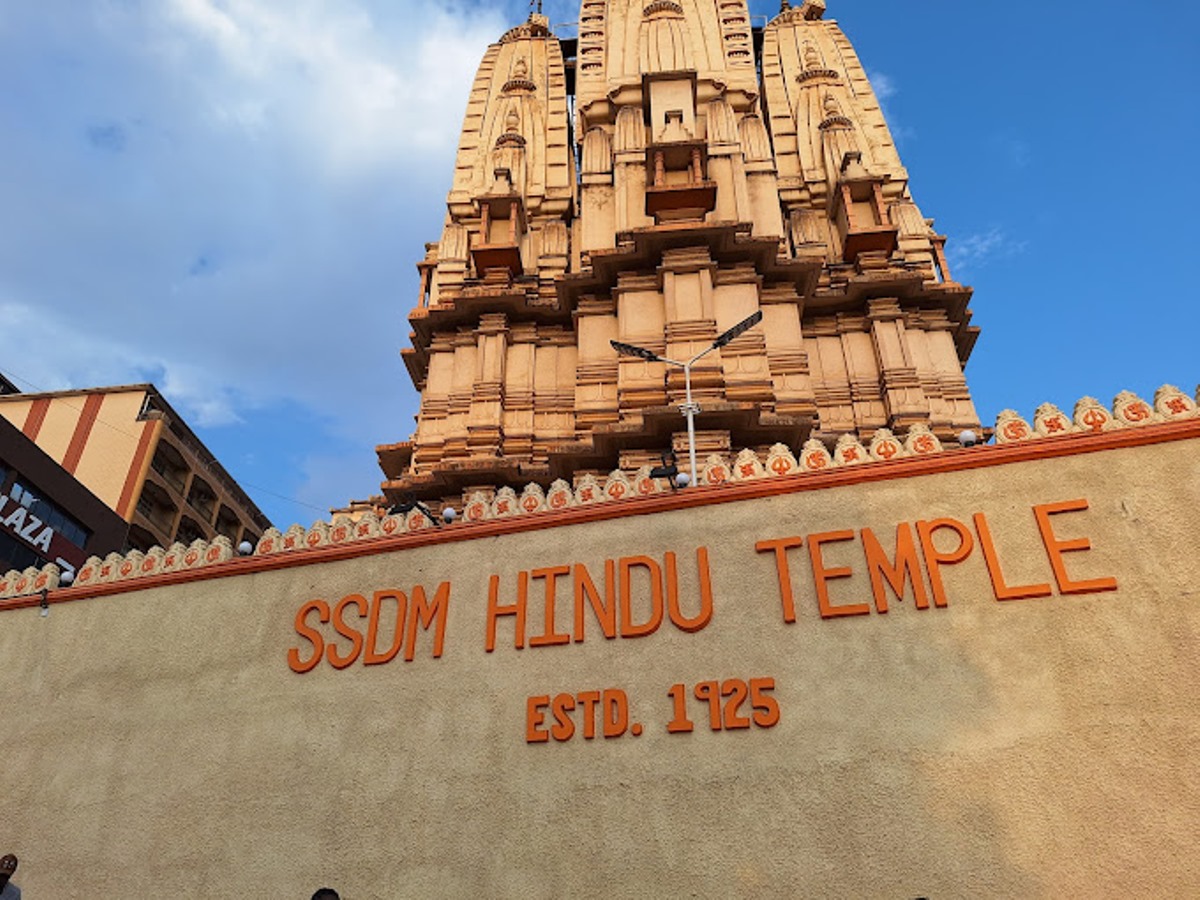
237 541 254 556
958 429 978 448
60 569 75 586
442 507 457 523
675 472 691 488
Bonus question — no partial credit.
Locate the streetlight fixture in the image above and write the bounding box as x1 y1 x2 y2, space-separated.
611 310 763 487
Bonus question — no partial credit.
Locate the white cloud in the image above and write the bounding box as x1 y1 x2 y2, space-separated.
0 0 512 518
866 68 914 146
868 71 896 100
946 227 1027 274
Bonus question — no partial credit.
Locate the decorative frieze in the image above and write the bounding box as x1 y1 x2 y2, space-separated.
4 386 1196 602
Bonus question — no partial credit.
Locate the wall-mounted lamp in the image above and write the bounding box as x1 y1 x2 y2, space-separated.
649 451 689 491
388 494 443 528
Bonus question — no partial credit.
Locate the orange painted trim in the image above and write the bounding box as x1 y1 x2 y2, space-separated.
61 393 105 474
117 419 160 519
22 398 51 440
4 417 1199 614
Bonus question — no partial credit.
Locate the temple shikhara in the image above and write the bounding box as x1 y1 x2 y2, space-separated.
3 3 1198 898
377 0 980 506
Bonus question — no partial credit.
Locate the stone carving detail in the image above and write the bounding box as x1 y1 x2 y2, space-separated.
499 16 552 44
491 487 520 518
765 443 798 476
541 220 568 258
204 536 234 566
139 547 165 576
546 479 574 511
738 114 773 163
702 454 731 486
304 522 331 550
181 539 207 569
994 410 1033 444
495 108 527 149
868 428 906 462
731 448 766 480
1034 403 1077 438
32 566 60 592
519 484 547 514
799 438 833 472
797 42 838 82
614 106 646 153
162 543 188 572
633 465 663 497
10 567 39 595
502 56 536 93
1073 396 1117 433
818 94 853 130
833 433 869 465
706 100 738 145
574 474 603 505
640 1 689 74
405 508 434 532
379 514 406 538
463 491 492 523
1112 391 1159 427
582 128 613 175
281 524 307 552
644 0 685 16
73 556 102 587
117 551 143 581
329 517 354 545
256 528 283 555
904 423 942 456
98 551 125 582
603 469 634 502
353 513 381 541
1153 384 1196 419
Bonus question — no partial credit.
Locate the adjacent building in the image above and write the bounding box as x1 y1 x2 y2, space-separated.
0 413 128 574
0 384 270 557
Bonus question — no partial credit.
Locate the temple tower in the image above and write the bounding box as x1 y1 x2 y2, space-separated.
377 1 981 507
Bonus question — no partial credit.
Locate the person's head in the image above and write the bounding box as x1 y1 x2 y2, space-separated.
311 889 339 900
0 855 17 888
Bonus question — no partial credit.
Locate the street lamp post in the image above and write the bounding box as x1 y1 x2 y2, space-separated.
611 310 763 488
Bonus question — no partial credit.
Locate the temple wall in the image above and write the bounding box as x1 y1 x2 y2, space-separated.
2 427 1199 897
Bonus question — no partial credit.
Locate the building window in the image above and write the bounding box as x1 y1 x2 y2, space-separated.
8 478 90 550
175 516 206 547
0 530 42 573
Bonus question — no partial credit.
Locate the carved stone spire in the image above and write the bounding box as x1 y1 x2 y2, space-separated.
378 0 983 507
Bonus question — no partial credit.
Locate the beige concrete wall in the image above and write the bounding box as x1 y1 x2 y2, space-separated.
28 398 79 461
0 397 35 433
66 390 144 510
1 437 1198 898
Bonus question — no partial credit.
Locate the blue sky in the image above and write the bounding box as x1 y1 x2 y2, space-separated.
1 1 1196 529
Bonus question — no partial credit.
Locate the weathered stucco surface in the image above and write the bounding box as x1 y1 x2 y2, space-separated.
2 436 1198 898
